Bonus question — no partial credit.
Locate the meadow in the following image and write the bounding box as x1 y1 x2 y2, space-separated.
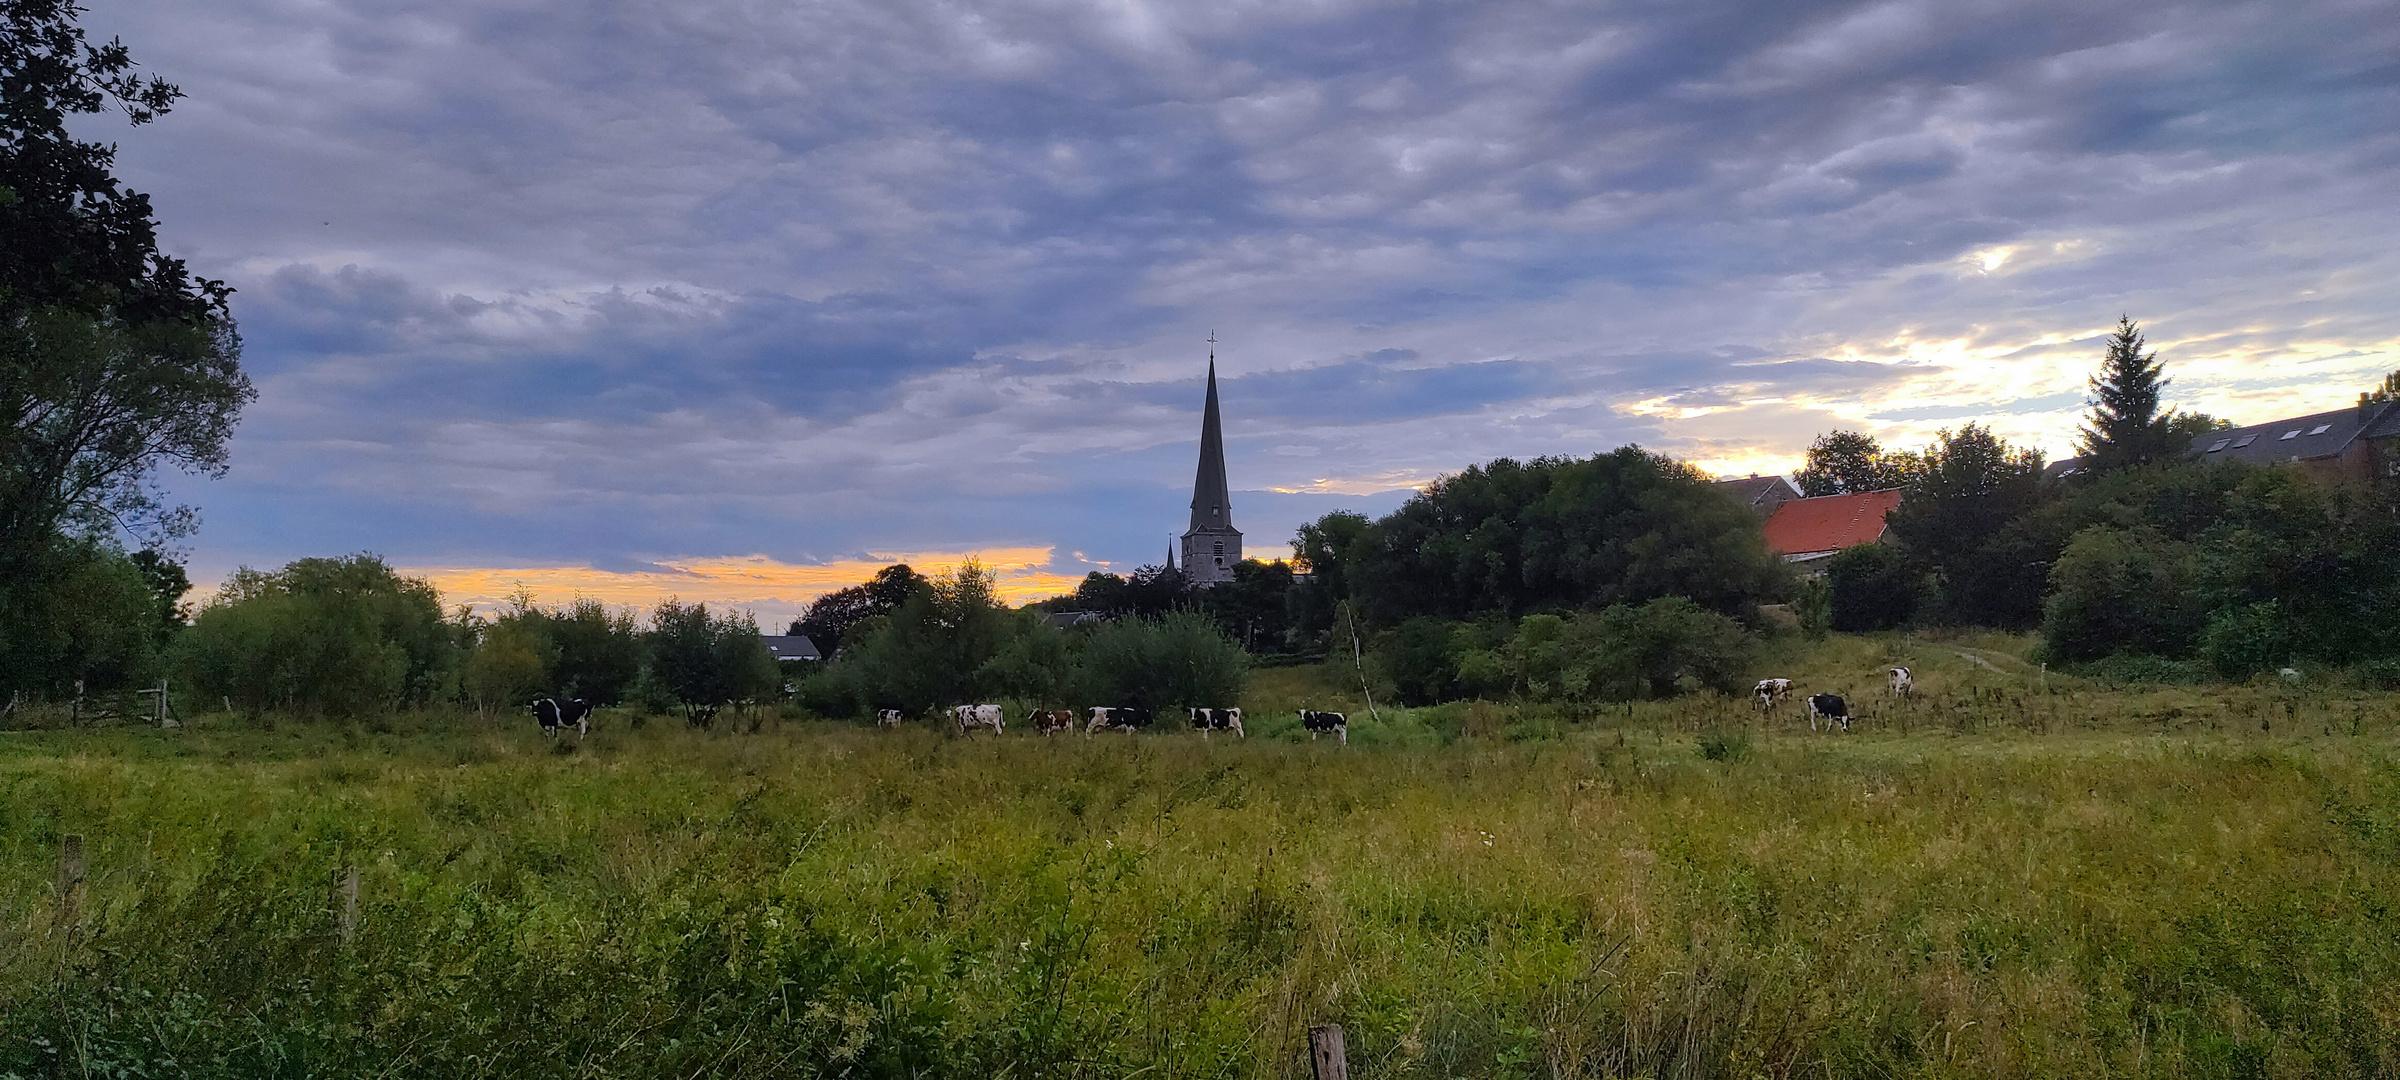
5 634 2399 1079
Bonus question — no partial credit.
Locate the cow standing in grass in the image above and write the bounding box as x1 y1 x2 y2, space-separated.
951 703 1004 736
1888 667 1913 697
1188 707 1244 738
1087 706 1152 734
530 698 563 738
1027 709 1076 736
1753 678 1793 710
876 709 903 728
557 698 592 739
1300 709 1347 744
1807 694 1851 733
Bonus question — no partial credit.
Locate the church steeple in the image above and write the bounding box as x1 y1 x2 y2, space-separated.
1179 333 1242 585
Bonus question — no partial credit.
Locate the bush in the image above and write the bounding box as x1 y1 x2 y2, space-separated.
1378 617 1462 706
0 539 171 699
2041 526 2206 662
174 555 451 715
1077 611 1249 710
2200 601 2296 679
1825 544 1920 632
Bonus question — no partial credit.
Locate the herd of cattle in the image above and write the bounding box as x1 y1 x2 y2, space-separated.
529 667 1917 742
1751 666 1912 732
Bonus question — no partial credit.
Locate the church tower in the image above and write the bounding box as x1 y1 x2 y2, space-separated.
1179 337 1241 586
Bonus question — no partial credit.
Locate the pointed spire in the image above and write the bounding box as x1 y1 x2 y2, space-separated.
1189 340 1233 534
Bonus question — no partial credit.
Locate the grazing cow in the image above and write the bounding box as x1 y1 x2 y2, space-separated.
1753 678 1793 710
951 703 1004 735
1888 667 1913 696
1299 709 1347 745
876 709 903 728
1188 707 1245 738
558 698 592 738
1027 708 1076 736
530 697 563 738
1807 693 1851 733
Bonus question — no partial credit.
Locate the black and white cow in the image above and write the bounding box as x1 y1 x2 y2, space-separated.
557 698 592 738
1806 693 1851 733
530 697 563 738
1086 706 1152 734
1188 707 1245 738
876 709 904 728
1888 667 1913 696
951 703 1004 735
1753 678 1793 710
1027 709 1076 736
1299 709 1347 744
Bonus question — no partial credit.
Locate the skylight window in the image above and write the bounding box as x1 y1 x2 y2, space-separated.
2207 439 2232 452
2232 434 2256 448
2308 424 2332 435
2280 430 2301 440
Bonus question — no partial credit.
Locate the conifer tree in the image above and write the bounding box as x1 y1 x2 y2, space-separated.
2078 316 2182 471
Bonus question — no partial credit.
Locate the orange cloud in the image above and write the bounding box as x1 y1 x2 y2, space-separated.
401 548 1083 622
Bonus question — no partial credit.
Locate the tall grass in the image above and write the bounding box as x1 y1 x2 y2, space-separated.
5 637 2399 1077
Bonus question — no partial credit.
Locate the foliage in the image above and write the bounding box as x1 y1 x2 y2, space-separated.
545 597 644 703
788 563 926 656
1791 430 1923 496
798 562 1022 716
1792 575 1831 640
648 598 778 725
459 614 552 714
1344 448 1788 623
2077 316 2185 473
1074 611 1249 710
1197 558 1295 650
174 555 453 716
2037 464 2400 673
1389 599 1754 705
1824 543 1919 632
0 536 166 697
1068 563 1191 620
1 1 251 571
1289 510 1373 644
1883 423 2049 628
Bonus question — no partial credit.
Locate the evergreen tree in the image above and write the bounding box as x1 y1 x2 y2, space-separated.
2078 316 2183 471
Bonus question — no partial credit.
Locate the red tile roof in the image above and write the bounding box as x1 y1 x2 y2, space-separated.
1761 489 1904 557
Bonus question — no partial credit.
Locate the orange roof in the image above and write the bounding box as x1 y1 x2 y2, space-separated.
1761 489 1904 556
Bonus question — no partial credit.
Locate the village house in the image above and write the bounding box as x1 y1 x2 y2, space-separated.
1759 488 1906 574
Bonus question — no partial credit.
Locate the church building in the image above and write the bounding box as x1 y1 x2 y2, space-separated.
1175 346 1242 586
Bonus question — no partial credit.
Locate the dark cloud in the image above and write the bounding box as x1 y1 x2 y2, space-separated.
92 0 2400 585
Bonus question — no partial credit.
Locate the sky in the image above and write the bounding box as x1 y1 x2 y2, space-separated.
95 0 2400 624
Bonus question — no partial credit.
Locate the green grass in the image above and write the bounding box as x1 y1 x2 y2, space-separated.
6 634 2400 1078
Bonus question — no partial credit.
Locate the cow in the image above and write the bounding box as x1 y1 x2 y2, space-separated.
1027 709 1076 736
1753 678 1793 710
951 703 1004 736
1888 667 1913 697
558 698 592 738
1807 693 1851 733
876 709 904 728
530 697 563 738
1188 707 1245 738
1299 709 1347 744
1087 706 1152 734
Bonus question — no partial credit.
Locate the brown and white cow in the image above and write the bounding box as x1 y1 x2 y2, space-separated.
1027 708 1076 736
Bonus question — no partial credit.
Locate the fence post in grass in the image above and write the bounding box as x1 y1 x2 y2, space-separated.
1308 1024 1348 1080
56 834 85 927
333 866 360 945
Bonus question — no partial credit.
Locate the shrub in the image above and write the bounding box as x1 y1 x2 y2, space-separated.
2200 601 2296 680
1077 611 1249 710
2041 526 2206 662
173 555 450 715
1825 544 1920 632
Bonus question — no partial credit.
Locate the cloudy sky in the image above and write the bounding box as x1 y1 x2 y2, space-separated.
103 0 2400 621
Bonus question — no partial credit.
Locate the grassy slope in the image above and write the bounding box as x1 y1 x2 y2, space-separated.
4 634 2399 1078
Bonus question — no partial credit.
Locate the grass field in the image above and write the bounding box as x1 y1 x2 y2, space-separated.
6 633 2400 1078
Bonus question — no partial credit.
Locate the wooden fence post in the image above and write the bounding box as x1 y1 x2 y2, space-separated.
56 834 85 926
333 866 360 945
1308 1024 1348 1080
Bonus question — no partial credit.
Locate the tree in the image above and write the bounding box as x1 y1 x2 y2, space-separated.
1198 558 1294 650
2078 316 2184 472
1 0 252 567
1883 424 2049 627
1824 544 1920 632
173 555 454 715
789 563 926 655
1793 431 1921 496
1290 511 1372 646
650 599 777 726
